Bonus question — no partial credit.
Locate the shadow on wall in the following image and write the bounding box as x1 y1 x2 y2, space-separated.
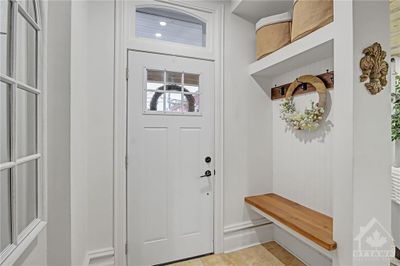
284 92 333 143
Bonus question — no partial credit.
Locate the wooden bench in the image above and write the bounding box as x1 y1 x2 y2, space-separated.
245 193 337 253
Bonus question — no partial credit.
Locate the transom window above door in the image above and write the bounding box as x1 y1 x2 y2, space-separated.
135 7 206 47
144 69 200 114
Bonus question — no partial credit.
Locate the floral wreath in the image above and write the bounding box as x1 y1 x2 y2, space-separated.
150 84 195 112
280 75 328 130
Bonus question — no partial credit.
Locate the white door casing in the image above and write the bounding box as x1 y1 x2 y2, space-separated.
127 51 215 265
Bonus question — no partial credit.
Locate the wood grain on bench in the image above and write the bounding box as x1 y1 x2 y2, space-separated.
245 193 337 251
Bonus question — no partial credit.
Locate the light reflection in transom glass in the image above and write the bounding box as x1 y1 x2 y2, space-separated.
136 7 206 47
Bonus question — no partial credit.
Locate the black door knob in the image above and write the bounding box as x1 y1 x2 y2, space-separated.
205 156 212 163
200 170 212 178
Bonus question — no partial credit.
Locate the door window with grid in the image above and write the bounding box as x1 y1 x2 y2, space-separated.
0 0 42 262
145 69 200 114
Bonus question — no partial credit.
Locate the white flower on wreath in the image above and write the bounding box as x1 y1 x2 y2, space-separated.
280 97 324 131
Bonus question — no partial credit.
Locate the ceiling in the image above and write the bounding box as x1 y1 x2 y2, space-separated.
391 0 400 56
231 0 292 24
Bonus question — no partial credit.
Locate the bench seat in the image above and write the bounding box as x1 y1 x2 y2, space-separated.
245 193 337 251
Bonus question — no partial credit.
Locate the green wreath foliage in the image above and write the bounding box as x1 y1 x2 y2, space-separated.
280 97 325 131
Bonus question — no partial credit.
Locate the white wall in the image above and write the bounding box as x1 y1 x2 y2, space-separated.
85 0 115 253
331 1 391 265
46 0 72 265
352 2 391 265
272 58 334 216
267 58 335 264
223 4 273 247
70 0 89 265
392 202 400 246
330 2 354 265
70 0 115 262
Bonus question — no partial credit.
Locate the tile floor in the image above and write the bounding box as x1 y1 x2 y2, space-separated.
168 241 305 266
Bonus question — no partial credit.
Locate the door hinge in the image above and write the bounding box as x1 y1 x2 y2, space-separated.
214 169 216 175
126 67 129 81
125 243 128 254
125 155 128 170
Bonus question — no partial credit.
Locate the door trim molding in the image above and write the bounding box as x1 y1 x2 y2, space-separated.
113 1 225 265
128 49 215 62
82 247 115 266
113 1 127 265
213 3 224 255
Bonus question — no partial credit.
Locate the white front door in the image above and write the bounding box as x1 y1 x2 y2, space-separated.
127 51 215 266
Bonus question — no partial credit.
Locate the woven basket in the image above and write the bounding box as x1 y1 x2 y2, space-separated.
256 12 292 60
291 0 333 42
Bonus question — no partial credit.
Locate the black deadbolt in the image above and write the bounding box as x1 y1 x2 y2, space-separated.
205 156 212 163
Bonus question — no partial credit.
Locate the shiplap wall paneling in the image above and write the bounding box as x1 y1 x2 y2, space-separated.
271 58 334 216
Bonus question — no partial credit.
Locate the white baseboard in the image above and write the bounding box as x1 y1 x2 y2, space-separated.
273 226 332 266
223 219 274 253
82 224 331 265
82 247 115 266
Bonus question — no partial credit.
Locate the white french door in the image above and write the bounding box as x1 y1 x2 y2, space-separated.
127 51 215 266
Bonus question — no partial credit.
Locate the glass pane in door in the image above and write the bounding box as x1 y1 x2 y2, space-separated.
16 89 37 158
165 92 182 112
17 160 37 234
17 13 37 87
0 169 12 252
0 0 11 75
1 82 11 163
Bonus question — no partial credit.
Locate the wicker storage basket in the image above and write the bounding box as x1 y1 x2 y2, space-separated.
256 12 292 60
291 0 333 42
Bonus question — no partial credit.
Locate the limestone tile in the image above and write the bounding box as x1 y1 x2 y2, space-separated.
167 242 303 266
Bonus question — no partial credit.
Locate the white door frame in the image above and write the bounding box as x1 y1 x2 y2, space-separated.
113 1 225 265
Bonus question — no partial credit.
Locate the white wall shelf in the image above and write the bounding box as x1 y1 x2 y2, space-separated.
231 0 292 24
249 23 334 80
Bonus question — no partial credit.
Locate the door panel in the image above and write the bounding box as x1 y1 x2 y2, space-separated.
141 127 168 244
127 51 214 266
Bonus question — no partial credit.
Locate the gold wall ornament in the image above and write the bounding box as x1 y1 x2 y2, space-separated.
360 42 389 95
